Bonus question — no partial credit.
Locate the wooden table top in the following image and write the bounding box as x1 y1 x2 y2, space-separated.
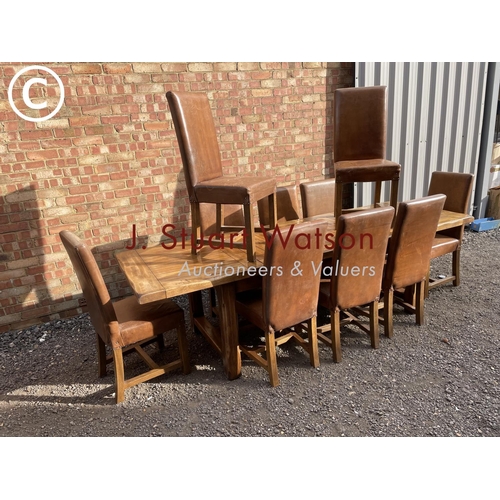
116 235 268 304
436 209 474 230
116 209 474 304
303 208 474 231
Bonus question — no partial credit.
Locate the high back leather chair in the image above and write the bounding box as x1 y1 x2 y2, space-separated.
382 194 446 338
317 206 394 362
333 86 401 225
257 185 301 226
60 231 190 403
426 171 474 295
234 220 327 386
166 91 277 262
300 178 336 218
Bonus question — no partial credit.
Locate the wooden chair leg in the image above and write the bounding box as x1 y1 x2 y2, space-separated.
268 192 277 230
374 181 382 206
390 179 399 210
209 288 216 317
331 309 342 362
415 281 425 325
389 179 399 227
176 321 191 375
156 333 165 351
112 347 126 404
244 204 256 262
97 334 107 378
453 248 460 286
425 267 430 298
384 288 394 338
215 203 222 235
190 202 201 255
403 284 416 307
307 317 320 368
265 329 279 387
369 301 379 349
188 291 204 333
335 182 343 227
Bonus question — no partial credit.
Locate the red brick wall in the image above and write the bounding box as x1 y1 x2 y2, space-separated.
0 62 354 332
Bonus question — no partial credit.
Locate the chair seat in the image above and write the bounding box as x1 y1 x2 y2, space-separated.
430 235 459 260
194 176 276 205
334 159 401 183
114 296 184 347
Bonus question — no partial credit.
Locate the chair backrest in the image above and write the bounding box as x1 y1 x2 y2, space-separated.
428 171 474 214
262 220 327 332
334 86 387 162
329 206 394 311
166 91 223 197
300 178 336 217
60 230 117 342
257 185 301 226
383 194 446 291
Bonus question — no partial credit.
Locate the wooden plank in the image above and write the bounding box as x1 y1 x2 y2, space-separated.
437 210 474 231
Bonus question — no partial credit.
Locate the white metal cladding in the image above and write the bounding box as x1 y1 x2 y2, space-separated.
354 62 488 211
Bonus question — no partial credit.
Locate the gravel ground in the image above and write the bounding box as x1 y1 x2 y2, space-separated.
0 228 499 438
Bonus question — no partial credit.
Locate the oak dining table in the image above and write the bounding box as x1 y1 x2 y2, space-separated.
115 209 474 381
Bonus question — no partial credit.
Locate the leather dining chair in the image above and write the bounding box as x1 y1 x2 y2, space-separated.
60 231 191 403
317 206 394 362
257 184 301 226
333 86 401 225
381 194 446 338
166 90 277 263
426 171 474 296
234 220 327 387
299 178 336 218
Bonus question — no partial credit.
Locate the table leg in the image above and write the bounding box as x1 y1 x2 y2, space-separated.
188 291 204 332
215 282 242 380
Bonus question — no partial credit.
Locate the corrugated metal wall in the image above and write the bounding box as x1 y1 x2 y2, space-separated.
354 62 488 210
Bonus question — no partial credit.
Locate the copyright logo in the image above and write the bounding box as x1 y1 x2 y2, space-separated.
8 65 65 122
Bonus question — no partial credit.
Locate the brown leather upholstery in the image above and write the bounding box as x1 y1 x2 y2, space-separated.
235 220 327 386
334 160 401 183
300 178 336 218
333 86 401 223
430 235 459 258
60 230 190 403
426 172 474 294
317 206 394 361
428 172 474 214
257 185 301 226
166 90 277 262
382 194 446 338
